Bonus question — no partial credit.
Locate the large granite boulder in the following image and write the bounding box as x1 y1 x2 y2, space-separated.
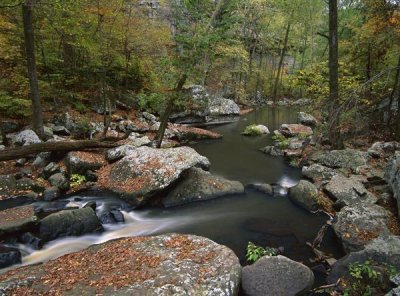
162 168 244 207
332 203 393 253
325 174 378 208
64 151 105 175
385 151 400 216
0 206 37 236
241 255 314 296
297 112 317 127
279 124 313 138
12 130 41 146
98 146 210 206
0 234 241 296
288 180 319 211
328 235 400 284
39 207 103 242
302 164 337 183
207 97 240 116
311 149 368 171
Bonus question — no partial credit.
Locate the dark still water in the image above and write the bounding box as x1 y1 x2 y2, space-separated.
6 107 341 278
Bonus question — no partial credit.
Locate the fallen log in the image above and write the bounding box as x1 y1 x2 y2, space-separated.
0 140 120 161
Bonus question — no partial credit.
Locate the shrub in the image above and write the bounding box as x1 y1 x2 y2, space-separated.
70 174 86 187
0 91 31 118
272 133 289 149
241 124 264 136
136 92 166 115
246 242 277 263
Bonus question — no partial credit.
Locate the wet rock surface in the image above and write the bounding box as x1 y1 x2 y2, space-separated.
241 255 314 296
162 168 244 207
0 234 241 296
288 180 319 211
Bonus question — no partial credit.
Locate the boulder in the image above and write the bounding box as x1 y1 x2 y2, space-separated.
99 210 125 224
302 164 337 183
0 246 21 269
169 125 222 141
0 175 17 197
42 162 60 180
20 232 42 250
279 124 313 138
141 112 158 124
42 187 61 201
39 207 103 242
15 177 44 192
12 130 41 146
162 168 244 207
328 235 400 284
64 151 105 175
207 96 240 116
48 173 70 191
105 145 137 162
242 125 270 136
332 203 393 253
297 112 317 127
0 205 37 236
98 146 210 206
385 151 400 216
288 180 319 211
241 255 314 296
0 234 241 296
325 174 378 208
311 149 368 170
368 142 400 158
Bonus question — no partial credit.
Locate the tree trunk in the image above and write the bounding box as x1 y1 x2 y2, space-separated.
155 74 188 148
22 0 44 139
272 21 291 103
388 55 400 126
328 0 340 147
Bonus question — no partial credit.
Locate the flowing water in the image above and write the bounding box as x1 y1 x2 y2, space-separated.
3 107 342 279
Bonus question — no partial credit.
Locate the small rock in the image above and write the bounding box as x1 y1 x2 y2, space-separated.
85 170 98 182
260 146 284 156
298 112 317 127
42 162 60 179
20 232 42 249
279 124 313 138
32 152 51 168
302 164 337 183
52 125 71 136
83 201 97 211
15 158 27 167
65 151 105 175
42 187 61 201
48 173 70 191
241 255 314 296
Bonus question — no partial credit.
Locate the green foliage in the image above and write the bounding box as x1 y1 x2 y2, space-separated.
0 91 31 118
70 174 86 188
342 260 398 296
272 133 289 149
241 124 264 136
246 242 277 263
136 93 166 115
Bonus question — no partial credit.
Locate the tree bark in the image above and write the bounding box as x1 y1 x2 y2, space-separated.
388 55 400 126
328 0 340 147
22 0 44 139
272 21 291 103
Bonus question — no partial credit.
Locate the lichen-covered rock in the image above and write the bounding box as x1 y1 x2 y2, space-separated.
332 203 393 253
325 174 378 208
242 125 270 136
48 173 70 191
162 168 244 207
328 235 400 284
12 130 41 146
207 97 240 116
241 255 314 296
311 149 368 170
98 146 210 206
297 112 317 127
302 164 337 183
288 180 319 211
385 151 400 216
65 151 105 175
0 234 241 296
279 124 313 137
0 206 37 236
39 207 103 242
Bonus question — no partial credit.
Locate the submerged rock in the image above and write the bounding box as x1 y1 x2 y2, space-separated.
162 168 244 207
98 146 210 206
39 207 103 242
0 234 241 296
324 174 378 208
241 255 314 296
332 203 392 253
288 180 319 211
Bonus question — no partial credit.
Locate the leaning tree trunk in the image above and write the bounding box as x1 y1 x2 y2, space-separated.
328 0 341 148
22 0 44 139
272 21 291 104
